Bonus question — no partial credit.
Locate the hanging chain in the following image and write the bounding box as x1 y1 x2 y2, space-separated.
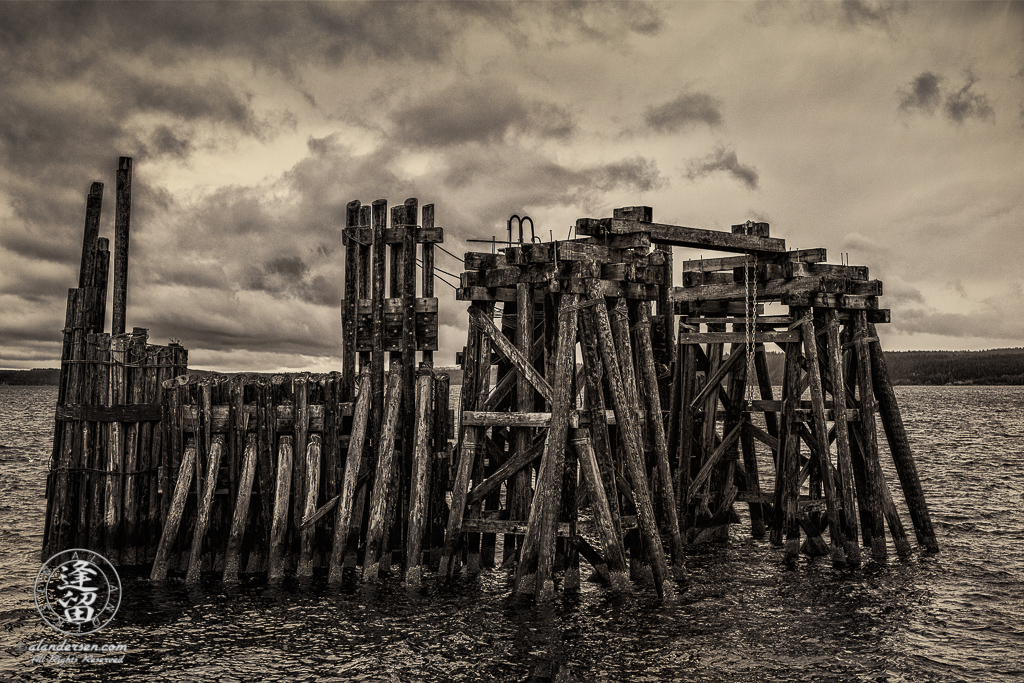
743 221 758 405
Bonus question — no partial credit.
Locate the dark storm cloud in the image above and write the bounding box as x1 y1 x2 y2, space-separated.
685 145 759 190
0 2 455 80
898 72 943 114
749 0 906 32
644 92 723 133
837 0 904 30
390 81 575 147
898 71 994 123
944 74 995 124
440 145 667 213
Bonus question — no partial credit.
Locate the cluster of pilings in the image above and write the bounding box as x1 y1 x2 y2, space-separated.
440 206 938 600
43 159 938 598
42 158 191 564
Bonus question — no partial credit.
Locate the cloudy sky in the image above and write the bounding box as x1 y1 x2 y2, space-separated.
1 1 1022 371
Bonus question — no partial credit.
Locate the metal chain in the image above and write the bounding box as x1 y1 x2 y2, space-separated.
743 222 758 404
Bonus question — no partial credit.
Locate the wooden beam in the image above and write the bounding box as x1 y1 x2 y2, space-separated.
577 217 787 253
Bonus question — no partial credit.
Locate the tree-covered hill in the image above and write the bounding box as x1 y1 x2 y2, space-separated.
4 349 1024 386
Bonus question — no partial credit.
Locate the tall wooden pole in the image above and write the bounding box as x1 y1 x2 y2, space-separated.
111 157 132 336
78 182 103 289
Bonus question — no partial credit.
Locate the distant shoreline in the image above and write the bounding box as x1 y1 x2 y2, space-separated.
3 347 1024 386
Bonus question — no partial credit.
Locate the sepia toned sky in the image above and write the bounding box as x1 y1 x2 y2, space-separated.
1 0 1022 371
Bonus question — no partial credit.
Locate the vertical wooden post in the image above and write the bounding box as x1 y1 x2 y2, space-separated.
150 437 197 581
104 334 127 564
329 371 371 584
579 313 621 535
122 328 148 565
853 312 887 562
111 157 132 336
823 309 861 564
634 302 686 573
775 343 802 558
78 182 103 289
358 205 372 372
571 428 630 590
268 435 294 584
291 375 310 569
342 200 360 401
867 323 939 553
297 433 322 578
404 369 435 585
224 433 258 583
399 198 418 565
438 304 488 579
91 237 110 333
370 199 387 450
675 321 697 535
535 293 578 599
363 367 403 581
586 281 668 600
798 311 848 566
421 204 435 367
429 371 451 555
505 283 535 566
186 434 225 584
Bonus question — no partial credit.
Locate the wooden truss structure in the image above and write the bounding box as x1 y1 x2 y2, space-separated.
442 206 938 600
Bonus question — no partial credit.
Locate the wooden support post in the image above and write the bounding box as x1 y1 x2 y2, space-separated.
104 334 127 564
524 293 577 599
78 182 103 289
853 313 887 562
122 329 148 565
635 303 686 573
91 238 110 333
254 377 275 570
867 323 939 553
571 429 630 590
329 371 371 584
823 309 861 564
696 323 724 543
150 438 198 581
798 311 848 566
400 198 419 564
297 434 322 578
342 200 360 401
421 204 435 367
586 281 668 600
464 302 495 576
363 367 403 581
429 372 451 553
186 434 225 584
580 313 622 537
291 375 310 573
506 284 534 566
224 433 258 583
268 435 294 584
438 304 489 579
111 157 132 336
675 322 697 535
370 199 387 454
776 343 802 558
404 369 435 585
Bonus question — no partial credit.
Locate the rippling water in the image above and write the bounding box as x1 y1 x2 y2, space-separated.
1 385 1022 681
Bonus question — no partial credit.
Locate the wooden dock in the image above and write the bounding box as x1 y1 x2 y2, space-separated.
42 159 937 600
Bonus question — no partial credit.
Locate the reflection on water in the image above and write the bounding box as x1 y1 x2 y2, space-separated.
2 386 1022 682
